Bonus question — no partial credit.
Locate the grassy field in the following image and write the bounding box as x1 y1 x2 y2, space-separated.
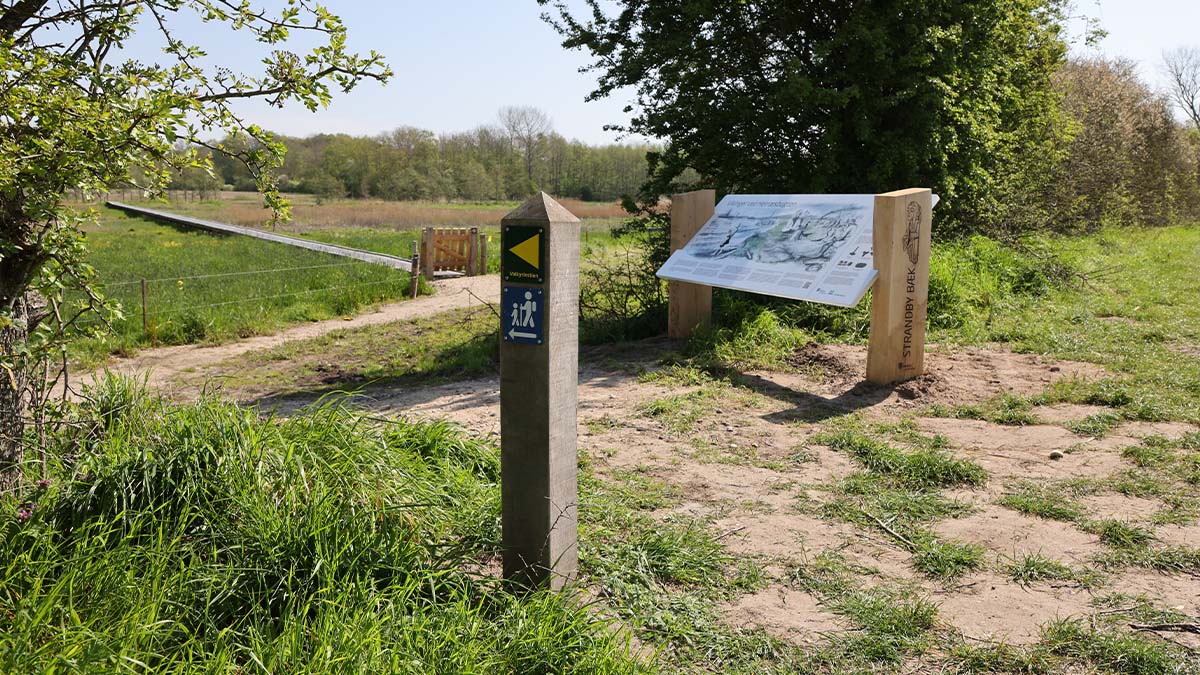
72 207 422 366
74 195 625 365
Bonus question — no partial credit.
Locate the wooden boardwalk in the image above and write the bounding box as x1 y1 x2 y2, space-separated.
107 201 413 272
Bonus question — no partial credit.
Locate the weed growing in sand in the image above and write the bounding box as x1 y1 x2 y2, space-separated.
791 552 939 665
929 393 1041 426
909 537 985 579
579 467 811 673
1006 553 1080 586
1096 545 1200 575
1091 519 1156 548
814 428 987 489
1066 411 1125 437
1041 618 1193 675
998 483 1087 522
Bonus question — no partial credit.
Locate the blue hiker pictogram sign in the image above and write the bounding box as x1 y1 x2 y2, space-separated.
502 286 544 345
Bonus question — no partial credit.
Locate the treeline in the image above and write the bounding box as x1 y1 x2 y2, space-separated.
195 107 653 203
1035 57 1200 232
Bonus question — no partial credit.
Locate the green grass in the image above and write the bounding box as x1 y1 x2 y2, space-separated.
1066 411 1127 437
75 208 422 365
999 483 1087 522
809 425 987 580
210 306 499 398
1006 553 1081 586
926 393 1041 426
0 378 649 674
1042 618 1191 675
814 427 988 489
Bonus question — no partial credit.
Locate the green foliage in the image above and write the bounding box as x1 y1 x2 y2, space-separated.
1006 553 1078 586
1042 618 1191 675
233 124 653 203
816 428 988 489
999 484 1086 522
1092 519 1155 549
0 386 648 674
542 0 1070 238
0 0 391 490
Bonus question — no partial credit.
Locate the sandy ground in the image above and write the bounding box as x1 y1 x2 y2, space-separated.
91 296 1200 652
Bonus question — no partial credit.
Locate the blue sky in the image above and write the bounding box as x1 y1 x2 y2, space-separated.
133 1 1200 145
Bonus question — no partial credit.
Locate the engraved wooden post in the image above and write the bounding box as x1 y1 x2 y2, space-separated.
668 190 716 338
500 192 580 590
867 188 933 385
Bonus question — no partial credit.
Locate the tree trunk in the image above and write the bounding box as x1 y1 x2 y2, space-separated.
0 295 29 495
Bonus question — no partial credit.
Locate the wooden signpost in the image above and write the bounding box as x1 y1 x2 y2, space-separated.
667 190 717 339
865 188 933 385
499 192 580 590
666 187 934 387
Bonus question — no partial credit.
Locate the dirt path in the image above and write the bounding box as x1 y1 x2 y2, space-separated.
89 275 498 390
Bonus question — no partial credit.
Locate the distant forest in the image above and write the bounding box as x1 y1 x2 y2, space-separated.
182 107 653 203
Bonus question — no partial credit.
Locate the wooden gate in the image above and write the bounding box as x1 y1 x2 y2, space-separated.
420 227 487 277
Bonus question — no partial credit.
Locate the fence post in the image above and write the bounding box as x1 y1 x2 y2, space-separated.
421 228 435 278
409 241 421 300
479 232 488 275
667 189 717 339
866 188 933 385
140 278 149 335
500 192 580 591
467 227 479 276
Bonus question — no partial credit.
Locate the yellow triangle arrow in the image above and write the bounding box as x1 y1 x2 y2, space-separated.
510 233 540 269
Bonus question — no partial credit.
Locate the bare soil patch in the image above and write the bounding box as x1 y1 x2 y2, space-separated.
1155 523 1200 548
1036 403 1116 425
936 572 1094 644
934 506 1101 565
721 587 840 643
1079 493 1164 523
915 418 1133 481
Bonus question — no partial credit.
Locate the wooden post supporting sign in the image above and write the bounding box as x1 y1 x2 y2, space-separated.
499 192 580 590
667 189 716 339
866 188 933 385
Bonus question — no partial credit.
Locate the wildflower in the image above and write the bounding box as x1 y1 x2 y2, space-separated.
37 478 51 489
16 506 32 522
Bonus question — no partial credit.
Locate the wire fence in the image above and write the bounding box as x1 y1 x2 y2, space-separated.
74 261 414 334
103 261 368 288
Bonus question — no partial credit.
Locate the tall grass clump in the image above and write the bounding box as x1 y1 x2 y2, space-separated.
0 377 652 674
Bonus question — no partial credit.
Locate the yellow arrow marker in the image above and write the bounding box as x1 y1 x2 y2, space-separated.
510 233 540 269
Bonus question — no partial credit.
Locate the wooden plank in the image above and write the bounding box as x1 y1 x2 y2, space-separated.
667 190 717 339
866 188 933 385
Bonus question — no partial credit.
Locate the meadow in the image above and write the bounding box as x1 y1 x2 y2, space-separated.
74 194 625 365
73 208 420 366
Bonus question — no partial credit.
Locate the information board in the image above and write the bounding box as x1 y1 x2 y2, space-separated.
656 194 879 307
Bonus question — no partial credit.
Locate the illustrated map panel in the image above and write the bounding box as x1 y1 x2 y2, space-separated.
656 194 878 307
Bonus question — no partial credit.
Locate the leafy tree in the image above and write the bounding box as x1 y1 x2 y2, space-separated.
0 1 390 493
539 0 1069 234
